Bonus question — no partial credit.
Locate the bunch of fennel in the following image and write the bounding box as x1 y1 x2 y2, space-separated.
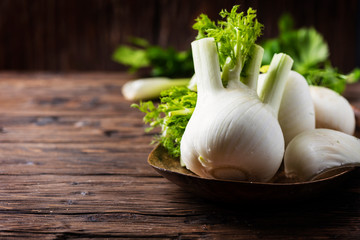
178 6 293 182
182 38 293 182
135 5 360 183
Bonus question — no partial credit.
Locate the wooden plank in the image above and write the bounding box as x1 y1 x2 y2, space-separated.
0 72 359 239
0 115 149 143
0 173 360 239
0 176 360 239
0 142 154 176
0 72 134 115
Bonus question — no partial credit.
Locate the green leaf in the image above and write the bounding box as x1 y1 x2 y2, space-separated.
261 13 360 94
146 46 194 78
112 46 150 72
288 28 329 72
113 37 194 78
134 86 197 157
345 68 360 84
193 14 217 40
303 65 346 94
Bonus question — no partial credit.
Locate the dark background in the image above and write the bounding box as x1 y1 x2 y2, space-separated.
0 0 358 73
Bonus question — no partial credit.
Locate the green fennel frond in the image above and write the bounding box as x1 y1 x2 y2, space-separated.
132 86 197 157
193 5 263 71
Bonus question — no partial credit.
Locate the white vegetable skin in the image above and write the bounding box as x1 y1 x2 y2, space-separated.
284 128 360 181
310 86 355 135
258 71 315 146
121 78 189 101
180 38 292 182
278 71 315 145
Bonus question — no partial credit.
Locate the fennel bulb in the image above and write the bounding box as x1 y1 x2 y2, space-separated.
258 71 315 146
180 38 293 182
284 128 360 181
278 71 316 145
310 86 355 135
122 77 190 101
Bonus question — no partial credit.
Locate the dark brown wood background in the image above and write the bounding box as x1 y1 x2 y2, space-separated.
0 0 358 72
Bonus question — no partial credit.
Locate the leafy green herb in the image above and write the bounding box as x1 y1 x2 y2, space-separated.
193 6 263 80
261 13 359 94
113 37 194 78
132 86 197 157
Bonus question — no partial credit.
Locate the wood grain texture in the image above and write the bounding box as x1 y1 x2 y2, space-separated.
0 0 358 72
0 72 359 239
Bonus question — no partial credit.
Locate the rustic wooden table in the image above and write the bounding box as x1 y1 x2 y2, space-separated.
0 72 359 239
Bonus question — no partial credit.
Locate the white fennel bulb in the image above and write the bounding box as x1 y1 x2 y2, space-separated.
310 86 355 135
122 77 189 101
258 71 315 146
180 38 293 182
284 128 360 181
278 71 315 145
